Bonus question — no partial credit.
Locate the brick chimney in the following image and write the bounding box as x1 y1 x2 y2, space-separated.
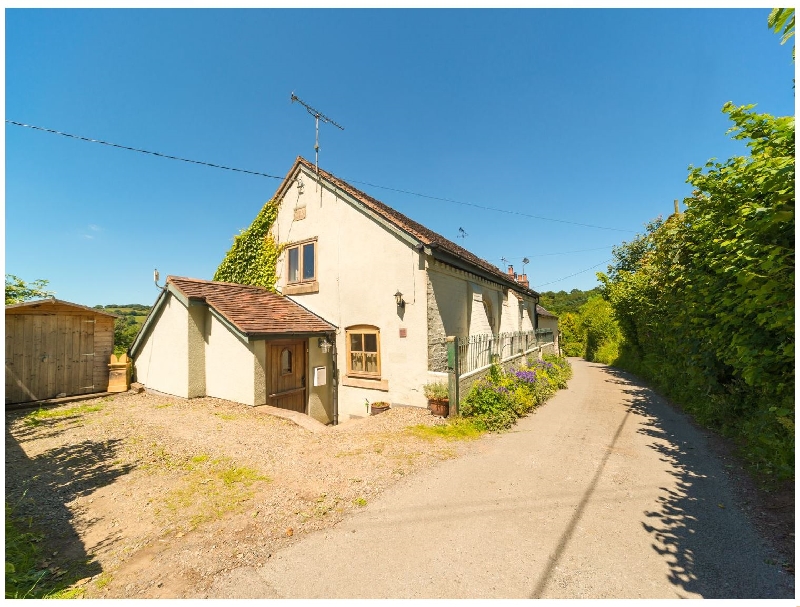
517 274 529 289
507 265 515 279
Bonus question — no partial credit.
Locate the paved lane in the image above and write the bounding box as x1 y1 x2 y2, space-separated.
209 359 793 599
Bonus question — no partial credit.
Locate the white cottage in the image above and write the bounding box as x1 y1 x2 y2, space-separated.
133 157 556 424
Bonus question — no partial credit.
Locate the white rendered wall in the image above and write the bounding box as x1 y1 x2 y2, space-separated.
272 171 430 421
133 293 190 398
204 312 257 406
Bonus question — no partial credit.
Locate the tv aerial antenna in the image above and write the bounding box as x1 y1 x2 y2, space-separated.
458 227 468 240
522 257 530 275
290 92 344 176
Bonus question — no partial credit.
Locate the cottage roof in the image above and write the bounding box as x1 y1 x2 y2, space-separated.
5 298 119 317
167 276 335 336
276 157 540 298
536 304 558 319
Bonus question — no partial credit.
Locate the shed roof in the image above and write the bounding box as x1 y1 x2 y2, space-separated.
5 298 119 317
167 276 335 336
276 157 540 298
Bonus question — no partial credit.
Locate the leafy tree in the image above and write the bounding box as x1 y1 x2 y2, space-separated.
769 7 795 58
558 312 585 357
539 287 602 316
578 296 621 364
5 275 54 305
114 318 140 355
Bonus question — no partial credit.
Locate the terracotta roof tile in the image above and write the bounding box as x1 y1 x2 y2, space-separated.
286 157 538 296
167 276 334 336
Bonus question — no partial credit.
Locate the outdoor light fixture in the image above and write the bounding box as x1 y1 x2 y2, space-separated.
394 290 405 308
318 337 332 353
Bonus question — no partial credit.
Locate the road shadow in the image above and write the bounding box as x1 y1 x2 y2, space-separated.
598 365 793 599
5 411 135 596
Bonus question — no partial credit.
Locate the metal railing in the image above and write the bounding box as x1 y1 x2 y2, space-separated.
456 329 553 376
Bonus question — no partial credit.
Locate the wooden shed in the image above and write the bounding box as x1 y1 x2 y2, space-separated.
5 299 117 405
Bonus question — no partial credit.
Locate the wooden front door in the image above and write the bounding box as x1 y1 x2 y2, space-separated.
5 314 95 405
267 340 306 413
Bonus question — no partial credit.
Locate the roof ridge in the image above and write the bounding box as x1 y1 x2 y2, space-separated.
167 276 272 292
290 158 532 295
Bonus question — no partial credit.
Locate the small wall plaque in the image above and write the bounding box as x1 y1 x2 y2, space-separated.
399 328 407 338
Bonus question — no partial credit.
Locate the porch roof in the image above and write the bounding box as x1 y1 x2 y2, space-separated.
167 276 336 337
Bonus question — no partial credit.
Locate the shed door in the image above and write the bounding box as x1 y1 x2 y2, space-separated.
5 314 95 405
267 340 306 413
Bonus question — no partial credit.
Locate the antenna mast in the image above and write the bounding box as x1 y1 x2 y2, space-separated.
290 92 344 175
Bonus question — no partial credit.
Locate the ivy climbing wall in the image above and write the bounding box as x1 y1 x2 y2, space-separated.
214 199 284 291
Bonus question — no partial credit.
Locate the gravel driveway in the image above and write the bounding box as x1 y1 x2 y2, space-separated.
6 392 474 598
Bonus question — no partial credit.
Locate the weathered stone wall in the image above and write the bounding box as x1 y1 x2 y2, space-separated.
426 273 448 372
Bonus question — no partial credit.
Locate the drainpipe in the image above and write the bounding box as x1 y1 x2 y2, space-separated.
330 331 339 426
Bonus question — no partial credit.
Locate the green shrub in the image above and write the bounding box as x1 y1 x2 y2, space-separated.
460 356 572 432
422 382 449 400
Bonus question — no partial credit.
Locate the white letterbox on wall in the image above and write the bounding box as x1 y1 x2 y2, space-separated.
313 366 327 386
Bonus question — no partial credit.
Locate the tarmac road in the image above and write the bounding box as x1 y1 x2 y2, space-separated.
209 359 794 599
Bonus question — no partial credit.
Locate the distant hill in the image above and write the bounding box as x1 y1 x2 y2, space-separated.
539 287 602 317
93 304 151 321
93 304 152 354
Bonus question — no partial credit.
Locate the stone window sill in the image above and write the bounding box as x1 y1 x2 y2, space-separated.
283 281 319 295
341 376 389 391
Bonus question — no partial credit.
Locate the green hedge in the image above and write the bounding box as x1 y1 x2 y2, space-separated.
600 103 794 484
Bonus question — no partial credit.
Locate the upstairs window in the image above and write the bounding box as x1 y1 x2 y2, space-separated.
287 240 316 284
346 326 381 378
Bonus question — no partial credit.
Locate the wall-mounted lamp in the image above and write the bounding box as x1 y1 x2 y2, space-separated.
394 290 405 308
318 336 332 353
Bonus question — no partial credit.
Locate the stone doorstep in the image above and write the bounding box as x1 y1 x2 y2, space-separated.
252 404 329 434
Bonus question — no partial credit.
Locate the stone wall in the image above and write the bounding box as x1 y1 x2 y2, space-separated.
426 273 449 372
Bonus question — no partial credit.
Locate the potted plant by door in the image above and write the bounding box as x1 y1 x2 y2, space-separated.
423 382 450 417
370 401 391 415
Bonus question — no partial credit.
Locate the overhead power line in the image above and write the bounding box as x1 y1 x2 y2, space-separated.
534 259 613 289
493 245 616 264
5 120 284 180
7 119 636 234
339 177 635 233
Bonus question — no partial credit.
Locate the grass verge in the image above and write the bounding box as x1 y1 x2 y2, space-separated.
406 417 486 441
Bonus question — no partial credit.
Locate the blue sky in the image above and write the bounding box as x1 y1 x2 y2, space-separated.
5 8 795 307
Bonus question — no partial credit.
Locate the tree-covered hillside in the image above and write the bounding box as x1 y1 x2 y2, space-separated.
538 287 601 316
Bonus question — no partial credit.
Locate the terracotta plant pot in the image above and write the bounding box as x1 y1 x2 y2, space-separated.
428 398 449 418
370 402 390 416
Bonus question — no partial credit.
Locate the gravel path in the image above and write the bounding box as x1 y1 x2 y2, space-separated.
6 392 474 598
208 359 794 599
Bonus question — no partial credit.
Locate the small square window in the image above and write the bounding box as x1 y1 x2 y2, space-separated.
286 240 316 284
346 326 381 378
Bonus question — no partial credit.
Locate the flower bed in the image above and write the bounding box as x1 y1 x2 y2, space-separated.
460 354 572 431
